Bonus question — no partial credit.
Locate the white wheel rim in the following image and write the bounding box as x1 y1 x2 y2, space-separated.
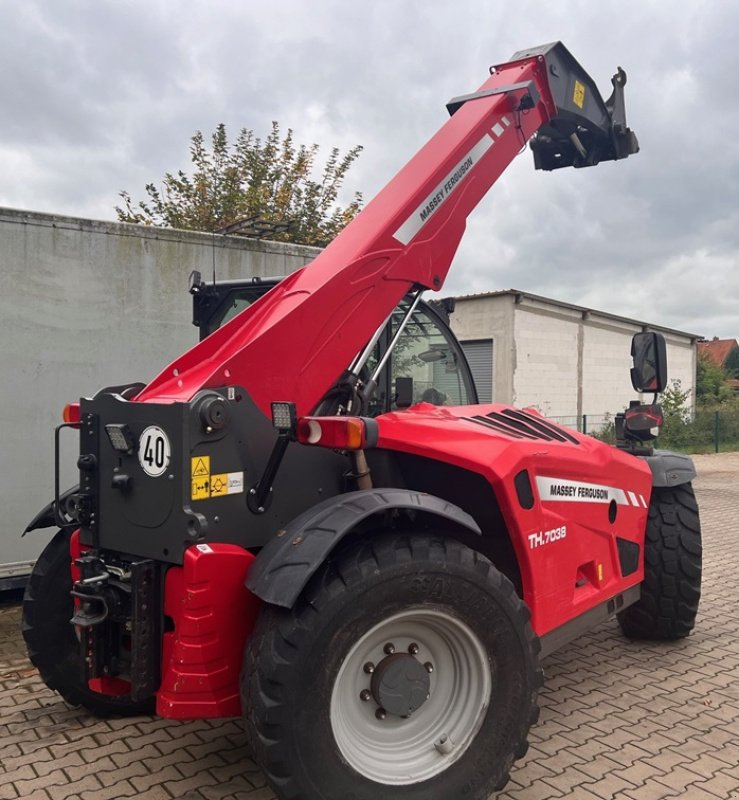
329 608 492 785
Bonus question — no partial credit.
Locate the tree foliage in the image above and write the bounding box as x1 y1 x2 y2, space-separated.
724 345 739 378
695 351 735 406
116 122 363 247
661 379 691 423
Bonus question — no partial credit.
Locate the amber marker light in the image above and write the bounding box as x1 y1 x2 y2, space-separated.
296 416 367 450
62 403 81 424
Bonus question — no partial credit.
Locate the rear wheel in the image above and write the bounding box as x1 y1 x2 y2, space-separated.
618 483 701 640
242 533 541 800
22 529 154 716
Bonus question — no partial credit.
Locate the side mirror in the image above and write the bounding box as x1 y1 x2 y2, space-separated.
418 348 446 363
188 270 204 295
395 377 414 409
630 332 667 394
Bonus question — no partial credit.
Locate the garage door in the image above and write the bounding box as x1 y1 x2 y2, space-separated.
461 339 493 402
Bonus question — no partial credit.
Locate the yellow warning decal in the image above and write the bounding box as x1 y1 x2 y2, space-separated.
191 477 210 501
191 456 210 477
210 472 245 498
210 473 228 497
573 80 585 109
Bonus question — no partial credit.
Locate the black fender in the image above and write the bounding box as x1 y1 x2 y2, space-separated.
245 488 481 608
641 451 696 488
23 486 78 535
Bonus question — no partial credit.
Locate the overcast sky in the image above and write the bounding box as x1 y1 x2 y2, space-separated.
1 0 736 338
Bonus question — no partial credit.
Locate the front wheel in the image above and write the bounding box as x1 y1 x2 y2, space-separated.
242 534 541 800
618 483 702 640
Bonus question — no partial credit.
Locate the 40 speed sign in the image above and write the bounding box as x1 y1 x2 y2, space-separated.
138 426 171 477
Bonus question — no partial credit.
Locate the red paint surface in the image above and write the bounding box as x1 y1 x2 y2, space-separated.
157 544 261 719
88 677 131 696
375 404 651 636
69 528 84 584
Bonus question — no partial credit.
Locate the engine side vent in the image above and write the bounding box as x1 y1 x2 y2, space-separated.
465 408 580 444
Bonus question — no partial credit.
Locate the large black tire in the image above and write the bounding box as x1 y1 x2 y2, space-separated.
242 534 541 800
618 483 701 640
22 529 154 717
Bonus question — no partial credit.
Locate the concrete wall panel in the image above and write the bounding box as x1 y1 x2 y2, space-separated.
0 208 317 577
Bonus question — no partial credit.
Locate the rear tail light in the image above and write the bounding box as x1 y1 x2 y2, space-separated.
296 416 377 450
625 406 663 429
62 403 81 424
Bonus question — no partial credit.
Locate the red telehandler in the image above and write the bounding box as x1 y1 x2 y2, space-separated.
22 42 701 799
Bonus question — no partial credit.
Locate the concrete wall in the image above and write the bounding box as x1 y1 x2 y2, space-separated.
0 208 318 579
513 306 579 417
449 291 699 425
448 294 515 403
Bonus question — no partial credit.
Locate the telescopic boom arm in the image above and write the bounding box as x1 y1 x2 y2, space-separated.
136 42 638 417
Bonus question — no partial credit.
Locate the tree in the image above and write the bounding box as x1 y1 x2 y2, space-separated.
724 345 739 378
661 379 690 423
695 351 734 405
116 123 363 247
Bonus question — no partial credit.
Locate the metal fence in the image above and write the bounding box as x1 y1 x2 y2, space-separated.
549 407 739 454
548 415 613 436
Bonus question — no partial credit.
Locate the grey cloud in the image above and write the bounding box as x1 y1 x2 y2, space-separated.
0 0 737 337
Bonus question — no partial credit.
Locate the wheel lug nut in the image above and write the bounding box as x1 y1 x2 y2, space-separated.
383 643 395 655
408 643 419 655
360 689 371 702
424 662 434 673
375 707 387 720
363 662 375 674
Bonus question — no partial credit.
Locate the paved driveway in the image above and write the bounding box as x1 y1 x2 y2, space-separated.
1 453 737 800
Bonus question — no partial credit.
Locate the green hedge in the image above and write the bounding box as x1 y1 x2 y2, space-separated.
550 407 739 453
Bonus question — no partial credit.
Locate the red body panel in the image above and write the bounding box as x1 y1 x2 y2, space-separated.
157 544 261 719
375 404 652 636
135 55 556 417
70 528 83 584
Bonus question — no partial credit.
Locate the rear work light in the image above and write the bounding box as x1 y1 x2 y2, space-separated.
271 401 298 432
105 423 136 454
296 416 378 450
62 403 81 424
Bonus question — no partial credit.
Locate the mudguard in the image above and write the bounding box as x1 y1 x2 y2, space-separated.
642 451 696 488
23 486 79 535
245 488 481 608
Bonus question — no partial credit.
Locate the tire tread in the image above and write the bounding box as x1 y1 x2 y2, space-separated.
241 533 541 800
618 484 701 640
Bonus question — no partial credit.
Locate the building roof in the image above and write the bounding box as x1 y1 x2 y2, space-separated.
449 288 704 341
697 338 739 367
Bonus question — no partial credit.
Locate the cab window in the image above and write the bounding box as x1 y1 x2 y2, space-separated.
389 303 475 409
202 290 263 338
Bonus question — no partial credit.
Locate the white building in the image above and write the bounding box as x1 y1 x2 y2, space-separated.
448 290 700 427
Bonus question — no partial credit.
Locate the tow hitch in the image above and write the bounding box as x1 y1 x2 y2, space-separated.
71 553 161 702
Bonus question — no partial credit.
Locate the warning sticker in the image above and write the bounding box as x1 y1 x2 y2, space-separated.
573 80 585 109
191 477 210 500
211 472 244 498
211 474 227 497
191 456 210 478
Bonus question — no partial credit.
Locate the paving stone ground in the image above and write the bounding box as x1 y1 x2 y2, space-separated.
1 452 737 800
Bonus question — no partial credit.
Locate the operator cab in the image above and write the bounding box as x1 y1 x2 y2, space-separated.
189 271 477 416
190 272 283 339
